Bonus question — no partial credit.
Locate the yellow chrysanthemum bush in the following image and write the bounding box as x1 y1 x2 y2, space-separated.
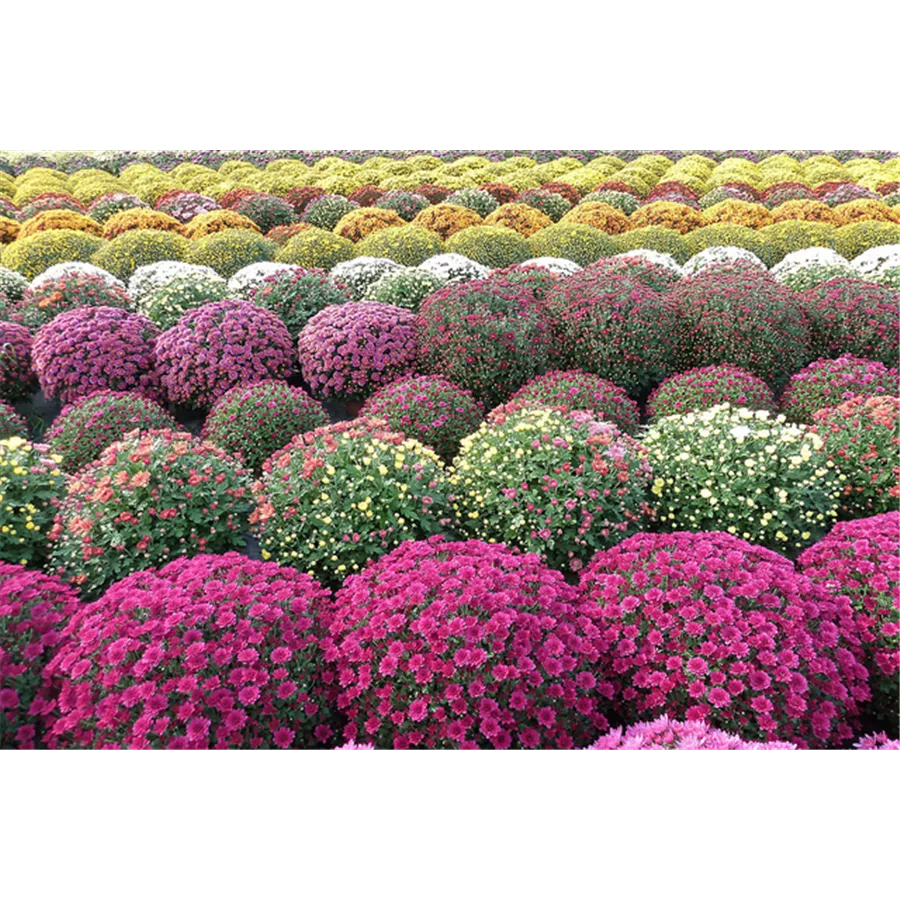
770 199 843 226
834 199 900 225
354 224 443 266
0 437 67 567
444 225 530 269
91 230 190 281
334 207 405 242
2 230 107 280
187 229 277 279
483 202 553 237
450 406 654 574
275 227 355 270
17 210 103 240
182 209 260 239
756 221 838 264
102 208 185 240
701 199 774 230
834 221 900 260
629 201 706 235
250 418 454 586
526 223 616 267
612 225 689 264
643 404 842 554
682 223 773 267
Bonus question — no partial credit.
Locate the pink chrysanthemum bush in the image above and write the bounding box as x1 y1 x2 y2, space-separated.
779 355 898 425
0 400 27 440
671 262 811 391
43 553 335 749
154 299 295 409
544 268 680 396
202 380 329 474
32 306 161 405
498 370 641 435
579 531 871 748
416 279 559 408
251 418 454 586
322 536 612 749
586 255 682 293
45 390 178 474
0 565 80 749
297 301 418 402
798 514 899 732
797 278 900 368
811 396 899 517
359 375 485 462
586 716 797 749
48 429 253 600
450 407 654 574
854 733 900 750
0 322 35 401
645 365 778 422
14 272 133 330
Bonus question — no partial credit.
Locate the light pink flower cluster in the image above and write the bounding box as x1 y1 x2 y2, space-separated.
854 733 900 750
586 715 797 749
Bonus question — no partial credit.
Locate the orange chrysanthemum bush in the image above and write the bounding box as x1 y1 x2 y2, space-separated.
770 199 843 226
833 199 900 225
183 209 261 239
629 201 706 235
413 204 483 240
265 222 313 246
562 201 631 235
701 199 774 230
17 210 103 240
334 207 405 242
483 202 553 238
0 217 20 245
102 209 185 240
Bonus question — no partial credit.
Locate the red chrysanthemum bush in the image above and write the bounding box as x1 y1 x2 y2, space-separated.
347 184 386 207
811 396 899 517
415 184 451 205
779 355 898 425
645 365 777 421
478 182 519 204
798 514 899 732
671 262 811 391
0 565 80 749
322 536 613 749
544 268 680 396
417 278 559 407
796 278 899 368
499 369 641 434
540 182 582 206
283 186 326 216
579 531 871 747
43 553 335 749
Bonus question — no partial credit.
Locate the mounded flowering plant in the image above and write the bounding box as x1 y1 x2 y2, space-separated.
322 536 612 749
0 400 27 440
154 190 218 224
501 369 641 435
227 261 304 301
799 514 899 730
44 553 335 749
526 223 616 267
644 404 842 553
646 365 777 422
0 565 80 749
588 254 682 293
544 268 680 396
231 192 297 234
329 257 403 301
188 229 277 280
48 429 253 600
355 224 444 267
363 267 446 312
579 531 870 748
0 321 35 401
797 278 899 367
87 192 148 224
811 396 899 517
251 418 454 586
770 248 855 292
101 209 185 240
335 208 405 243
445 188 499 218
45 390 178 474
91 230 190 282
137 274 231 331
155 299 294 409
417 278 558 408
854 733 900 749
127 260 223 303
0 437 66 567
182 210 261 240
444 226 531 269
672 262 811 392
0 267 29 302
586 716 797 750
297 301 418 402
202 380 329 474
14 271 133 329
275 228 355 271
852 244 900 289
779 355 898 425
375 191 430 223
32 306 162 405
359 375 485 462
417 253 490 283
451 407 654 574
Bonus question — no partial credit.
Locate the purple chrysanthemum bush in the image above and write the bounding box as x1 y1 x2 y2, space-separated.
154 299 295 408
646 365 777 421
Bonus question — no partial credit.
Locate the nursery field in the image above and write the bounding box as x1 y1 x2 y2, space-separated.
0 149 898 751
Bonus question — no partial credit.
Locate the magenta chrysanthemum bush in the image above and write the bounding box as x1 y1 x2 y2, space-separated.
358 375 485 461
645 365 778 421
43 553 334 749
0 565 80 749
798 514 899 730
586 716 797 749
154 299 294 409
579 531 871 747
45 390 178 474
202 380 329 473
854 733 900 749
0 399 28 439
586 255 682 293
322 536 612 749
779 355 898 425
297 301 418 401
32 306 161 405
0 321 35 401
498 369 641 434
